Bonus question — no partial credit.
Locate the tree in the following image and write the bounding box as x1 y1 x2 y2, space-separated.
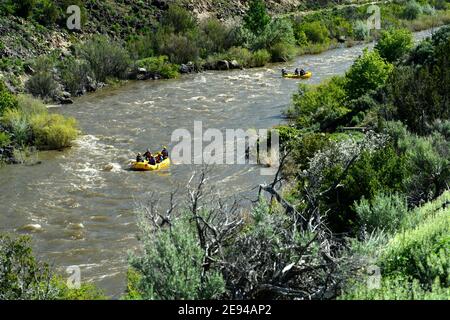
244 0 271 34
345 49 393 100
375 29 414 63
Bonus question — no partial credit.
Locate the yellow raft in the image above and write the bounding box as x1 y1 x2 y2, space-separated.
283 71 312 79
130 158 171 171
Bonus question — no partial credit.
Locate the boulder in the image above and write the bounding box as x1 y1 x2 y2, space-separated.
229 60 242 69
216 60 230 70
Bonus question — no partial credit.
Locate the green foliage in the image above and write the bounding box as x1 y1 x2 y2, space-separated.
160 33 199 64
161 4 197 34
380 204 449 287
29 112 78 149
354 193 408 233
375 29 414 63
288 76 348 129
250 49 271 67
32 0 59 26
135 56 179 79
341 276 449 300
0 234 59 299
353 20 370 41
345 49 393 100
298 21 330 44
403 0 423 20
77 36 130 82
0 131 11 148
268 42 297 62
244 0 271 34
324 145 409 233
199 18 234 56
126 34 154 61
0 81 18 115
129 217 225 300
25 71 58 99
59 57 92 96
52 278 107 300
1 108 30 146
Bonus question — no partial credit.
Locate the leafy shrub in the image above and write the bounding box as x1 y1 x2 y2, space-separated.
268 42 296 62
126 34 154 60
341 275 449 300
25 72 58 99
375 29 414 63
380 205 449 287
160 33 199 64
199 18 233 56
244 0 271 34
16 94 47 116
222 47 253 67
403 0 423 20
354 193 408 233
299 21 330 44
250 49 271 67
0 131 11 148
329 17 353 39
0 81 18 115
1 108 30 146
0 234 59 299
288 76 348 129
135 56 179 79
161 4 197 34
77 36 130 82
59 57 92 96
129 217 225 299
345 49 393 100
32 0 59 26
253 18 296 50
30 112 78 149
353 20 370 41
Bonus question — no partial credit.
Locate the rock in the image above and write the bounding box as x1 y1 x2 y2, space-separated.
229 60 242 69
19 224 43 233
179 64 191 74
137 67 147 74
61 91 71 99
67 222 84 230
338 35 346 43
216 60 230 70
85 76 97 92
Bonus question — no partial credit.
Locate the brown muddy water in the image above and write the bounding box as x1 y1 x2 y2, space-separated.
0 29 436 298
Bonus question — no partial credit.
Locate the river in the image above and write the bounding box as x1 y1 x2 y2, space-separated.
0 29 437 298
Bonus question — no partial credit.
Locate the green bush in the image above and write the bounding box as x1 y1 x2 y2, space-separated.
77 36 130 82
353 20 370 41
126 34 154 60
375 29 414 63
32 0 59 25
30 112 78 149
380 205 449 287
354 193 408 233
345 49 393 100
403 0 423 20
0 131 11 148
129 217 225 300
244 0 271 34
299 21 330 44
160 33 199 64
222 47 253 67
25 72 58 99
250 49 271 67
268 42 296 62
1 108 30 146
341 276 449 300
59 57 92 95
0 82 18 115
0 234 58 299
199 18 233 56
161 4 197 34
253 18 296 51
135 56 179 79
288 76 348 129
